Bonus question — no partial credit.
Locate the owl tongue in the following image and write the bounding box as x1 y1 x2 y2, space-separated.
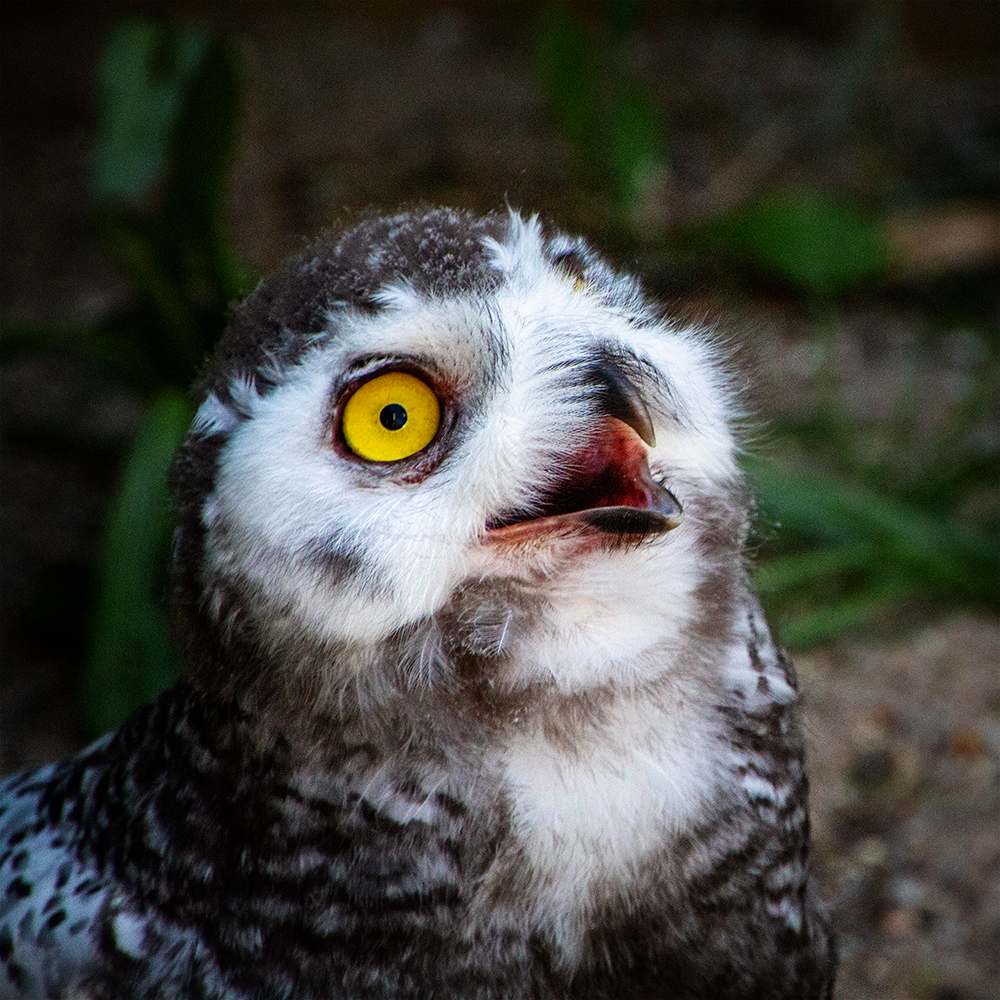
485 418 682 541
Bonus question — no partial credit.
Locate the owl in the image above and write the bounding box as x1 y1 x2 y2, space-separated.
0 208 835 999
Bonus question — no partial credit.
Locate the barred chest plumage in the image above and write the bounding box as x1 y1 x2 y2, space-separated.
1 208 835 1000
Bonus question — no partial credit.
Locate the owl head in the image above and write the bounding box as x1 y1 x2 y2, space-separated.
171 209 747 714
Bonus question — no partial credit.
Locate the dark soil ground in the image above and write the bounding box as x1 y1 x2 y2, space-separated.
2 4 998 998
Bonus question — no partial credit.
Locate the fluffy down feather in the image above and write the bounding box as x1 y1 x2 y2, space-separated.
1 208 835 999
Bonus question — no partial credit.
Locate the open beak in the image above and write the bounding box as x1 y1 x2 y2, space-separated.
485 361 682 547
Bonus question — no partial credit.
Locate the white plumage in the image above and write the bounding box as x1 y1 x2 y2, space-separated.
1 208 835 999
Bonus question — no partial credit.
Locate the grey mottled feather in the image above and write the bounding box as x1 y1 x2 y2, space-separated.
1 208 835 999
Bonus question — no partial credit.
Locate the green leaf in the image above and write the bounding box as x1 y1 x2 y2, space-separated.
698 191 889 297
101 218 201 374
91 22 249 396
0 316 163 389
777 582 920 649
608 82 665 210
163 35 242 288
535 5 603 176
84 390 192 735
752 543 875 597
746 456 999 606
0 320 94 364
93 20 211 204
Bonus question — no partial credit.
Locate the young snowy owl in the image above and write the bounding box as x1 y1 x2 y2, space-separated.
0 209 835 999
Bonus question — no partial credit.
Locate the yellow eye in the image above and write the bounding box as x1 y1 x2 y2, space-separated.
341 371 441 462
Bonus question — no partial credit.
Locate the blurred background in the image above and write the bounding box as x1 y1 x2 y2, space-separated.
1 2 998 997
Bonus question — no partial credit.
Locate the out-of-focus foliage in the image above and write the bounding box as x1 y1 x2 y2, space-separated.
3 20 249 735
85 22 248 735
95 21 247 391
84 392 192 735
746 457 999 647
5 6 996 737
536 3 667 218
93 22 210 204
535 1 999 647
695 192 889 298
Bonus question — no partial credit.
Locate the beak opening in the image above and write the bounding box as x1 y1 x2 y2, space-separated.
485 417 682 543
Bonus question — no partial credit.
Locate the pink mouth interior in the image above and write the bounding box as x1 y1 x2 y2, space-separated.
485 420 672 532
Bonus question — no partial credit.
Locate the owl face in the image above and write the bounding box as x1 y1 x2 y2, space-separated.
0 211 834 997
179 211 744 700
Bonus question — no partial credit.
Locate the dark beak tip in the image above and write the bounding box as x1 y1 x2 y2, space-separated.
578 504 680 537
622 397 656 448
595 359 657 447
651 484 682 525
661 509 683 531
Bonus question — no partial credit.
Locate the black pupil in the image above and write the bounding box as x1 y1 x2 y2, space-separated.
380 403 408 431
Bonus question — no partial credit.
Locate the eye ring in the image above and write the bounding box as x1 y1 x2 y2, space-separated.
340 371 441 462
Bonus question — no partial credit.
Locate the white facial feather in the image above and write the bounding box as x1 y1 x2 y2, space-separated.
196 214 753 932
203 214 738 672
0 210 835 999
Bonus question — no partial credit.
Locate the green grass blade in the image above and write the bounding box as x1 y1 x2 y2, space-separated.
83 390 192 735
695 190 889 297
747 456 999 606
93 20 210 204
608 81 665 212
752 542 875 597
535 5 603 180
776 581 922 649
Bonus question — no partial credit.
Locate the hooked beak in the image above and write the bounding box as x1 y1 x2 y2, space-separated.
485 361 681 545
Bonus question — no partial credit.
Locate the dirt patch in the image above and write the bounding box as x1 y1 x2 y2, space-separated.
802 615 1000 999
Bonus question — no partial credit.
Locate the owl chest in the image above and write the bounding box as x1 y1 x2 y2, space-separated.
496 697 720 915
